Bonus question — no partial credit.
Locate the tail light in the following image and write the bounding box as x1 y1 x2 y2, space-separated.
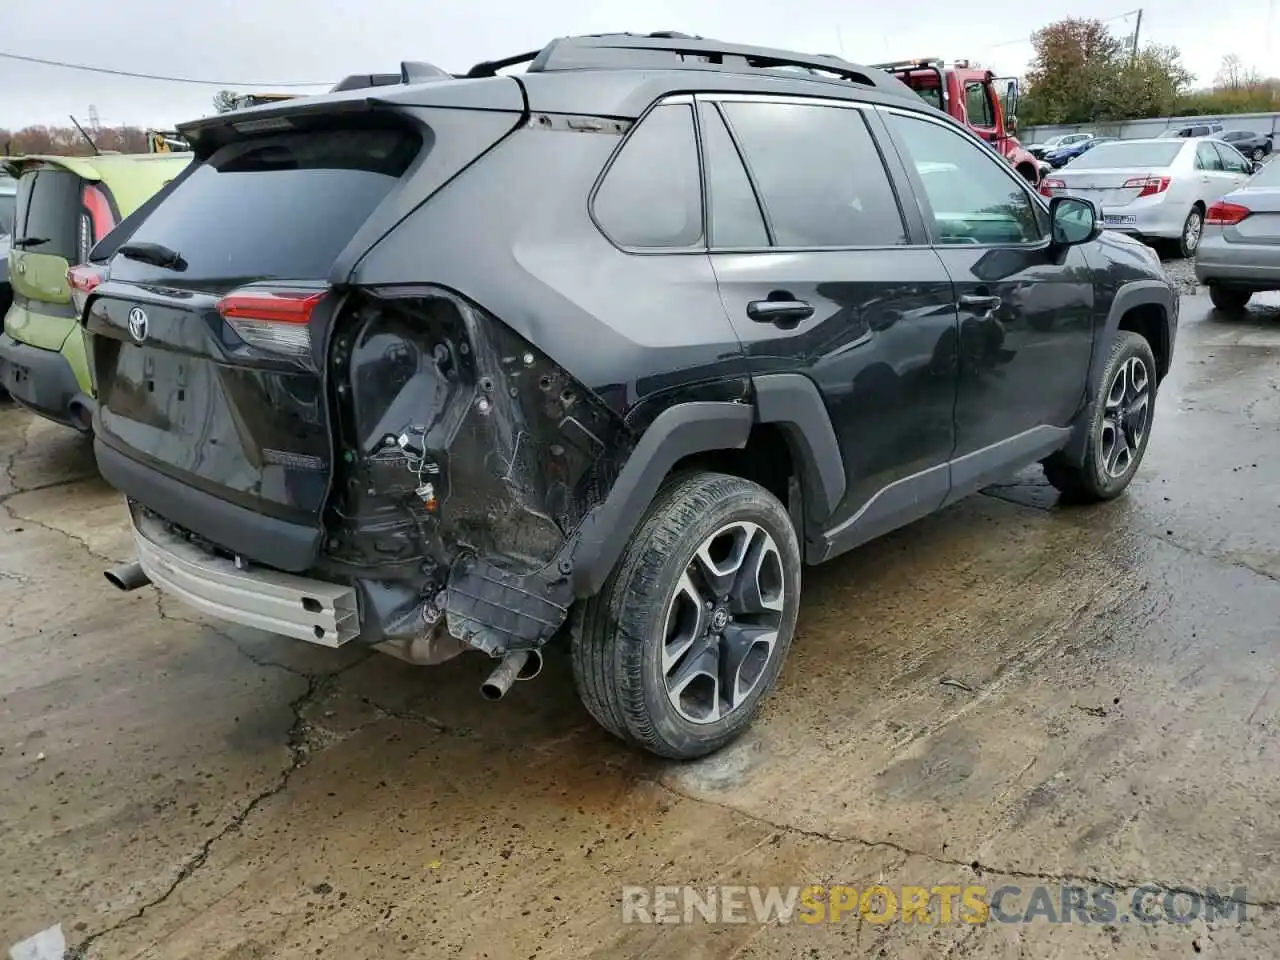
78 184 116 263
1040 177 1065 197
67 263 107 316
217 288 327 361
1123 176 1171 199
1206 201 1251 225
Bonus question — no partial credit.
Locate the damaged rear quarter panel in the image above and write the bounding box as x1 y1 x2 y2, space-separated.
335 116 750 655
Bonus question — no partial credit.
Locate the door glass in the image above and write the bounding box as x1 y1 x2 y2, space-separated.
887 112 1044 245
1195 143 1224 171
1213 142 1250 174
593 103 703 249
965 82 994 127
698 103 769 248
721 101 906 248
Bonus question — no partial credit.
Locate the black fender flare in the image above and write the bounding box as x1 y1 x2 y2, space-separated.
1061 279 1174 465
563 401 753 596
752 373 846 525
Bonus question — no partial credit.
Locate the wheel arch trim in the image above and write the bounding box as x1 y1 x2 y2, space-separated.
1061 279 1173 466
564 401 754 596
751 372 846 525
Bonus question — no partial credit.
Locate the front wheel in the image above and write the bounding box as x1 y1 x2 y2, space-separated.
1043 332 1157 502
571 472 801 759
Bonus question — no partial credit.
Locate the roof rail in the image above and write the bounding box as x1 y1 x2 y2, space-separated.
465 32 893 90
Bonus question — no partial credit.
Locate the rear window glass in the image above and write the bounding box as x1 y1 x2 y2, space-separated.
14 170 80 260
1070 141 1182 169
109 128 420 283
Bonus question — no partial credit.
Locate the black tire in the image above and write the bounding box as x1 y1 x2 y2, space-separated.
1043 331 1158 502
1177 206 1204 258
570 472 801 759
1253 147 1266 162
1208 284 1252 313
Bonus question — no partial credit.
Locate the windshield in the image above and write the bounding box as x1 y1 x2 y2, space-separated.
1069 141 1183 169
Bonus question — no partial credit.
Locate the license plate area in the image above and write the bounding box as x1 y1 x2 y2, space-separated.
1104 215 1137 226
105 345 203 431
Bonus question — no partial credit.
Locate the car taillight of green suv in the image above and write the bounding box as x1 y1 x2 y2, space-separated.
1 153 189 430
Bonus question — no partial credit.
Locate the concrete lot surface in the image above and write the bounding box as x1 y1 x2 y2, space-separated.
2 293 1278 959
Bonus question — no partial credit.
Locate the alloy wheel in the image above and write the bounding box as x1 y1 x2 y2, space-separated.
1099 356 1151 479
661 521 786 725
1183 210 1203 253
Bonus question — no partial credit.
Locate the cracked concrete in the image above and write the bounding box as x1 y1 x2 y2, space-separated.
1 292 1279 959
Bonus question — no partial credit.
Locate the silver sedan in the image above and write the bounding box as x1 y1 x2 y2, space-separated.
1040 137 1258 257
1195 157 1280 311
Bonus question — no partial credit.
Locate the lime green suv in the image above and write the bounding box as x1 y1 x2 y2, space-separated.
1 153 188 429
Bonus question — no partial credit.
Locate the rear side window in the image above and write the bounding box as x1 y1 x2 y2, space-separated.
699 104 768 248
721 101 906 248
593 104 703 248
110 128 419 283
1195 143 1224 171
14 170 80 261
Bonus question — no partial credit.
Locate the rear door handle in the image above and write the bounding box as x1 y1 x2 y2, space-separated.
747 297 815 327
959 293 1002 310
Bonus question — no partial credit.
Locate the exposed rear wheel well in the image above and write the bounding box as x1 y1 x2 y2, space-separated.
1016 163 1039 184
1118 303 1171 381
669 424 795 509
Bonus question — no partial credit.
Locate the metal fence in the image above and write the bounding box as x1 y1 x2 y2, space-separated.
1021 111 1280 143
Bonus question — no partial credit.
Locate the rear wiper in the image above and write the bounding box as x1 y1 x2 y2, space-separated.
12 236 49 248
118 241 187 271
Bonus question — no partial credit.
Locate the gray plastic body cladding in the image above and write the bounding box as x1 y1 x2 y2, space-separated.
751 373 846 523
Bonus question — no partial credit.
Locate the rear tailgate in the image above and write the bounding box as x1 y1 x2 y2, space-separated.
88 94 525 572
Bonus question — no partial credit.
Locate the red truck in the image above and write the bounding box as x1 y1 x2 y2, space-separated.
871 58 1041 185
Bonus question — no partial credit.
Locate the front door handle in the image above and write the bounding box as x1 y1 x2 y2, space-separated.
959 293 1002 311
747 296 815 327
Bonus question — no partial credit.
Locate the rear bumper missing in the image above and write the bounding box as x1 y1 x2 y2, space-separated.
132 510 359 647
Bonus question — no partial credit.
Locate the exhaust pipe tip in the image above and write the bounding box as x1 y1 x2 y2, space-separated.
480 649 542 701
104 561 150 592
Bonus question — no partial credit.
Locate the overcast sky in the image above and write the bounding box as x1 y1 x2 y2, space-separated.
2 0 1276 130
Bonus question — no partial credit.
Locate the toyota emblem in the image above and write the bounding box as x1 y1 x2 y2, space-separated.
127 307 149 343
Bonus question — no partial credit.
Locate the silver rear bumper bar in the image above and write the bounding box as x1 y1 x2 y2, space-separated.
133 512 359 647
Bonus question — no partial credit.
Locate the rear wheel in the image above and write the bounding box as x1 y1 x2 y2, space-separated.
1043 332 1157 502
570 472 800 759
1252 147 1265 161
1209 285 1252 313
1177 206 1204 258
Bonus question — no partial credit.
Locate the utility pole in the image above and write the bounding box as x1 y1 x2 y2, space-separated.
1131 8 1143 60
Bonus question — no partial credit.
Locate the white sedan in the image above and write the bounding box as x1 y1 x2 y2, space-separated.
1039 137 1259 257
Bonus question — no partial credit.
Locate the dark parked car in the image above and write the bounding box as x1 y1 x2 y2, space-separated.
1218 129 1274 161
1044 135 1117 168
86 33 1178 759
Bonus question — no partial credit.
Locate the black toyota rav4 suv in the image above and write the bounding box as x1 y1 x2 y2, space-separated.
87 34 1176 759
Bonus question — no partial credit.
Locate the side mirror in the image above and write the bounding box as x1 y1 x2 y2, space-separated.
1049 196 1100 247
1007 113 1018 135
